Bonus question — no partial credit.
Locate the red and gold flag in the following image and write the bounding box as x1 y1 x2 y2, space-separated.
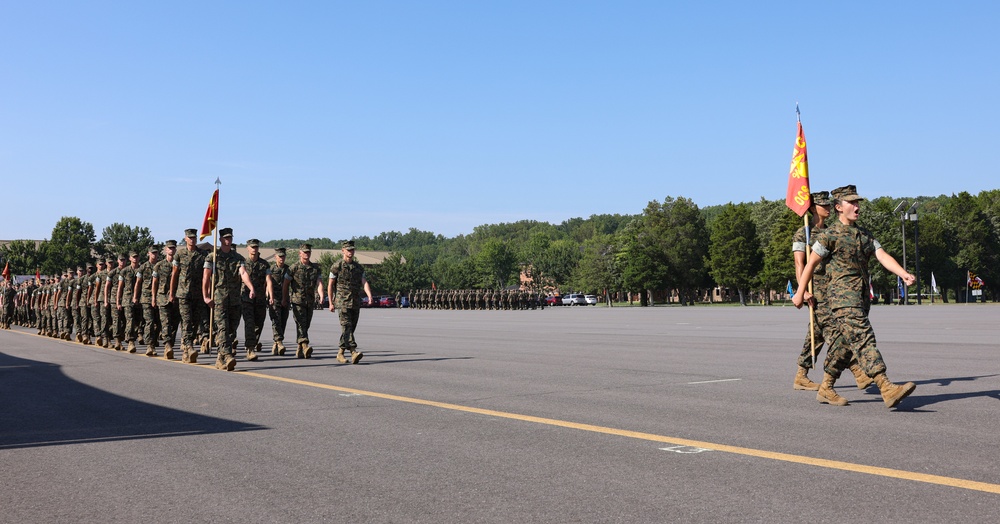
1 261 10 282
785 121 811 216
200 189 219 240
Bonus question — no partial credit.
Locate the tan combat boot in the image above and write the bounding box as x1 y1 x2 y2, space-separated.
127 340 137 353
200 337 210 354
350 350 363 365
215 354 236 371
145 345 157 357
181 345 190 363
295 342 305 359
271 342 279 356
82 335 92 345
247 348 258 361
276 340 285 356
163 344 174 360
303 343 313 359
336 348 347 364
874 374 916 408
794 367 820 391
816 373 849 406
849 363 874 390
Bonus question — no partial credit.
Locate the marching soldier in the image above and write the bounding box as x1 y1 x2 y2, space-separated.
203 228 255 371
152 241 180 360
267 247 291 355
241 239 272 361
284 243 324 359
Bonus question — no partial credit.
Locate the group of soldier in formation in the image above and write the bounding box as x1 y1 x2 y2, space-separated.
0 229 373 372
790 184 917 409
1 185 920 408
403 288 549 310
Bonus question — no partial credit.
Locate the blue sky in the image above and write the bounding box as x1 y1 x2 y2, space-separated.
2 1 998 244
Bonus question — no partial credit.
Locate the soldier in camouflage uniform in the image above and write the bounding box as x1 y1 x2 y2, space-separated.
152 241 180 359
241 239 273 361
794 185 917 408
117 251 141 353
134 246 161 356
91 260 108 347
172 229 208 362
109 254 127 350
284 243 324 359
327 240 372 364
2 280 15 329
203 228 255 371
100 257 117 348
267 247 291 355
791 191 872 392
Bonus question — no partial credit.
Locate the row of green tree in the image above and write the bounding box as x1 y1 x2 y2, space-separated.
4 190 997 304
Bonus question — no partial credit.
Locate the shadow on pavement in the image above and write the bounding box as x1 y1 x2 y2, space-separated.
0 351 266 450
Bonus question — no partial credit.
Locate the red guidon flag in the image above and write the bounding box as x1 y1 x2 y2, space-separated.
785 121 811 216
1 261 10 282
200 189 219 240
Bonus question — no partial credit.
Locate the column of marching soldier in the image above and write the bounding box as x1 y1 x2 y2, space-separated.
404 288 549 310
0 228 342 372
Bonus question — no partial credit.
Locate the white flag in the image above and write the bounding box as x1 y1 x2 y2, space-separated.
931 272 938 293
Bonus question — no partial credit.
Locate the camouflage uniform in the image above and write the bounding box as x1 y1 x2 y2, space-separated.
117 255 140 352
136 249 160 355
175 231 208 356
268 249 291 353
329 241 370 364
93 263 108 346
792 221 829 369
241 242 270 357
285 250 322 355
204 244 247 361
153 244 180 356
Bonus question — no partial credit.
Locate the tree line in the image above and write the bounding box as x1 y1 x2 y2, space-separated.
4 190 997 304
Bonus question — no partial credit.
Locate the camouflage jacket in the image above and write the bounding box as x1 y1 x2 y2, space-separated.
153 259 175 306
242 257 270 304
136 262 156 304
811 221 881 311
269 262 289 303
792 223 829 301
117 265 139 305
204 249 246 304
285 261 322 306
94 270 108 303
329 259 366 310
175 246 206 298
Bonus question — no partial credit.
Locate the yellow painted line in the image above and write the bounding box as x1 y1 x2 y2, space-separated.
238 371 1000 495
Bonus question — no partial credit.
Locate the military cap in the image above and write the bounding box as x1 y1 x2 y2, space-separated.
164 240 177 249
811 191 831 206
342 240 356 250
274 247 287 256
129 250 139 257
299 243 312 252
105 257 116 264
148 245 160 253
96 259 106 266
86 262 95 269
76 266 84 271
247 238 260 248
831 185 865 202
219 227 234 238
118 253 127 260
185 228 198 238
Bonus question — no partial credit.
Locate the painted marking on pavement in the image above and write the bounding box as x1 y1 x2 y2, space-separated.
660 445 711 454
237 371 1000 496
687 378 742 384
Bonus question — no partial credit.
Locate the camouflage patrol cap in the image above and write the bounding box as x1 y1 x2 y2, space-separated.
274 247 287 256
811 191 831 206
220 228 234 238
299 243 312 252
77 266 83 272
129 250 139 257
148 245 159 253
164 240 177 249
247 239 260 248
96 259 106 266
185 228 198 238
118 253 127 260
86 262 94 269
105 256 115 264
342 240 355 250
831 185 864 202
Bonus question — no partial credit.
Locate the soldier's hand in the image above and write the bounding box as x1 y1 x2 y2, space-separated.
249 289 256 299
792 292 804 309
901 273 916 286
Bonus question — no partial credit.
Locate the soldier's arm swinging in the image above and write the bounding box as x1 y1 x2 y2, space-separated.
875 249 916 285
792 251 822 309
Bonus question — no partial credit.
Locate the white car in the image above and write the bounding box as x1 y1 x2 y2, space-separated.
584 294 598 305
561 293 588 306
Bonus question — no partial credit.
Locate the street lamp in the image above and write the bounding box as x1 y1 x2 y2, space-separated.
908 202 920 305
893 200 909 305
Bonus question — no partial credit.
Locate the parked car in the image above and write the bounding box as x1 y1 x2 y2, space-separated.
379 296 397 308
545 295 562 306
562 293 587 306
584 294 598 305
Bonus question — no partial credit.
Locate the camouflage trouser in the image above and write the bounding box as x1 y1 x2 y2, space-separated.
213 298 242 357
72 307 82 336
798 303 830 368
99 303 112 341
123 301 139 342
141 302 160 347
338 307 360 351
157 300 180 347
59 307 71 334
80 303 92 336
178 296 208 347
291 303 313 345
111 304 125 341
91 303 103 339
241 300 266 350
824 307 886 378
268 304 289 342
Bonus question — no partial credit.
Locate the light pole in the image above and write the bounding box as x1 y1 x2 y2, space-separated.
908 202 920 305
893 200 909 305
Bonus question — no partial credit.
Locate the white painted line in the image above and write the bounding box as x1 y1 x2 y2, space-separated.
339 393 362 397
687 378 742 385
660 445 712 454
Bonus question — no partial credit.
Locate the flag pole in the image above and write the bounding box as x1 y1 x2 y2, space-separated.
209 178 221 351
796 104 817 367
